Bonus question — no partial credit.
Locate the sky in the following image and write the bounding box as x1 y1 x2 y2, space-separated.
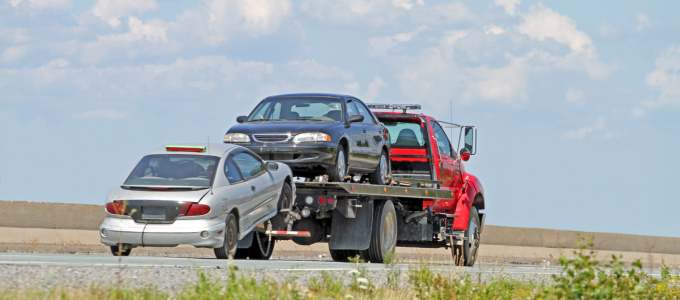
1 0 679 237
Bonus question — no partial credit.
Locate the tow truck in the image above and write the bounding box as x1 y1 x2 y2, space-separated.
271 104 485 266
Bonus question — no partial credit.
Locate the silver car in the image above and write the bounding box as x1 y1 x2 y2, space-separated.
99 143 294 259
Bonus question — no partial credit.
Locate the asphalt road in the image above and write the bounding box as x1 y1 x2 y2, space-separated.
0 252 563 275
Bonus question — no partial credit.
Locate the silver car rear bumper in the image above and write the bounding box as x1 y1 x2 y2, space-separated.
99 216 226 248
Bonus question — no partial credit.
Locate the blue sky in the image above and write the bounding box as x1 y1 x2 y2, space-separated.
1 0 679 237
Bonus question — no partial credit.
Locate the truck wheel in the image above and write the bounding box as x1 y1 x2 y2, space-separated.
110 244 131 256
329 249 360 262
214 212 238 259
365 200 397 263
235 232 275 260
270 182 292 230
369 150 390 185
328 148 347 182
452 207 481 266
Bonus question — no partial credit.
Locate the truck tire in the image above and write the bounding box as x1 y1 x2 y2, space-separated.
364 200 397 263
369 150 390 185
329 249 361 262
235 232 275 260
452 206 481 266
328 148 347 182
214 212 238 259
270 182 292 230
110 244 131 256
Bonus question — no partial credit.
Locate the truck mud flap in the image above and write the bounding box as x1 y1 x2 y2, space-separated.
329 199 373 251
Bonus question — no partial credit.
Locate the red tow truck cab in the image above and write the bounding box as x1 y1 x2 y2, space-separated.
371 105 485 232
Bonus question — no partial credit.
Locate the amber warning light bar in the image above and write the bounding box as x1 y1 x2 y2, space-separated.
367 104 422 113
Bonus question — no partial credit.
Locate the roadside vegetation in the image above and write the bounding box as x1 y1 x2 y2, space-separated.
2 246 678 300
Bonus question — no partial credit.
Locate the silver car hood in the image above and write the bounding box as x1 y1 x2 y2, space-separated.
107 187 211 203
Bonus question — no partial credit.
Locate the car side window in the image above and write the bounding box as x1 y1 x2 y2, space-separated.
346 100 359 118
224 158 244 183
355 101 376 124
432 122 453 158
231 151 264 179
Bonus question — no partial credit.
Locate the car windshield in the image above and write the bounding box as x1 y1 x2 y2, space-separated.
248 98 343 122
123 154 220 187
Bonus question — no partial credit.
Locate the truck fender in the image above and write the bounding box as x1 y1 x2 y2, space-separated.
452 174 484 231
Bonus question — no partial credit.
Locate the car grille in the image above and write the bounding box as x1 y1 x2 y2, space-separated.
253 134 290 143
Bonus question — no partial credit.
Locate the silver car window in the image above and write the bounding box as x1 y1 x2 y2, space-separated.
231 152 264 179
125 154 219 187
224 158 244 183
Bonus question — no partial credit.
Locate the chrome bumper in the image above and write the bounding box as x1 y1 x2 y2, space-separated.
99 216 226 248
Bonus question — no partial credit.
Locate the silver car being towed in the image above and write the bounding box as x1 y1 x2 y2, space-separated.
99 143 294 259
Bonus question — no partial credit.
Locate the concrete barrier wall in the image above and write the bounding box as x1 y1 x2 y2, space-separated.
2 201 679 254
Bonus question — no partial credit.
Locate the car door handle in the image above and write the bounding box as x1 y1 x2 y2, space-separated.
251 186 256 192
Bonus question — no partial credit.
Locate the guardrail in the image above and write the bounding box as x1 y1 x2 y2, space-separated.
1 201 679 255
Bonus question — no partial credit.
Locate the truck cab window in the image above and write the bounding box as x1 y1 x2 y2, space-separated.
432 122 453 158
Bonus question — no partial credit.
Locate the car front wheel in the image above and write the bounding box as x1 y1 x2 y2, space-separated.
328 147 347 182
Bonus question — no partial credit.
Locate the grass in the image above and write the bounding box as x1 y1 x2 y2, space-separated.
1 247 678 300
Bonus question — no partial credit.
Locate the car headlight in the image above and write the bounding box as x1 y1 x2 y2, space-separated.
223 133 251 143
293 132 332 144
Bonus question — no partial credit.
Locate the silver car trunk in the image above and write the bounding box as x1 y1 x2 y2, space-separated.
112 188 210 223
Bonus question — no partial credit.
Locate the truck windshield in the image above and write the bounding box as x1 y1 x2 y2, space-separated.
124 154 220 187
248 98 343 122
383 122 425 148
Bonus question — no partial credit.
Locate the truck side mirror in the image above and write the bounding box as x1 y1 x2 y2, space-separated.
349 115 364 123
236 116 248 123
463 126 476 155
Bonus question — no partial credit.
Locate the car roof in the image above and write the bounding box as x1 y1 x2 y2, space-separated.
265 93 357 100
148 143 240 157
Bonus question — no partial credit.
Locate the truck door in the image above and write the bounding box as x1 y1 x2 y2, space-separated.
430 121 460 210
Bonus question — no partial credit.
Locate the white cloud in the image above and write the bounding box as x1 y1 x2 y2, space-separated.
636 13 650 32
368 26 427 55
365 77 386 100
495 0 520 16
92 0 157 27
74 109 127 120
645 45 680 108
392 0 423 10
565 88 585 104
208 0 291 35
562 117 609 140
8 0 70 9
518 5 593 55
0 46 27 63
484 24 505 35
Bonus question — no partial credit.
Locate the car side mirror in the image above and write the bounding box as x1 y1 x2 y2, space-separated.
463 126 476 155
459 149 471 161
349 115 364 123
236 116 248 123
265 161 279 172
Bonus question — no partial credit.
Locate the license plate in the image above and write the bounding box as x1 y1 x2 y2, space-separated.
142 207 167 220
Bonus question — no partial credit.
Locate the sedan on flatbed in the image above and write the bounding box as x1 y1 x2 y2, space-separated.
224 93 391 184
99 144 294 259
